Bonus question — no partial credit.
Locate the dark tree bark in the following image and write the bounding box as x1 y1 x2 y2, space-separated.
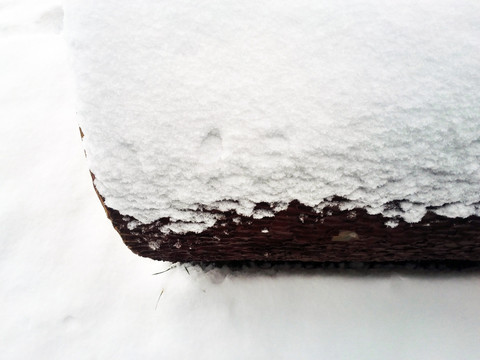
91 174 480 262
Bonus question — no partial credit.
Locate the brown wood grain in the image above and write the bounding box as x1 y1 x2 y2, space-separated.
90 173 480 262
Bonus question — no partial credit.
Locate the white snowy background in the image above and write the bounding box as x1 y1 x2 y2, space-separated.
1 0 479 359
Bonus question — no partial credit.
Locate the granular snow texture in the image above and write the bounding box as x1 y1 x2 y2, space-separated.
1 1 480 358
64 0 480 232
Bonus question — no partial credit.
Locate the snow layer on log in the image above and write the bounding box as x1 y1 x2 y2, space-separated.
64 0 480 233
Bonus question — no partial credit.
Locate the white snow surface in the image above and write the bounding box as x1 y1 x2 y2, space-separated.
64 0 480 231
1 2 480 358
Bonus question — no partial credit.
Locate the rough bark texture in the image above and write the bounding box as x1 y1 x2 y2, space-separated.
90 174 480 262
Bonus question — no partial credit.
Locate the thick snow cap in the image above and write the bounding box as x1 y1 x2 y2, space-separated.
64 0 480 233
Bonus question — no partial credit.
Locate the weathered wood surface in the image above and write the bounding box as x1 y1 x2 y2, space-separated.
91 175 480 262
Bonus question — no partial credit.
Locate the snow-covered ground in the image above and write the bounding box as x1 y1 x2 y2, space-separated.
1 1 479 359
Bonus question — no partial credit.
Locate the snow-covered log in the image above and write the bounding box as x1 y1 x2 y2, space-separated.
66 0 480 262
